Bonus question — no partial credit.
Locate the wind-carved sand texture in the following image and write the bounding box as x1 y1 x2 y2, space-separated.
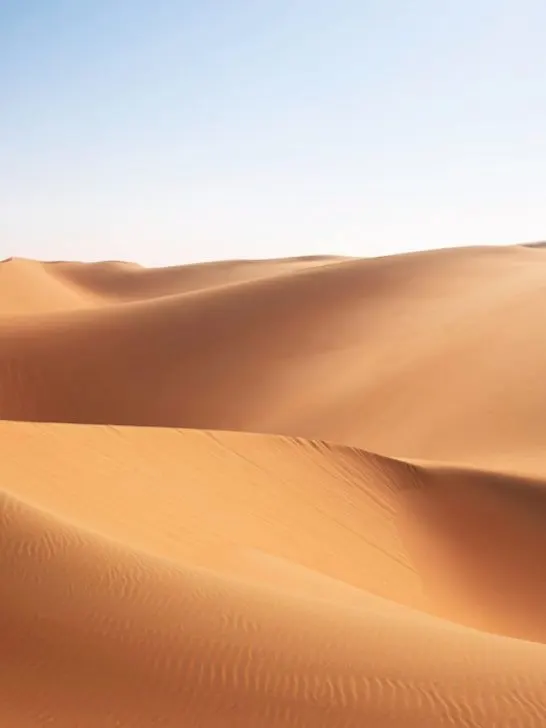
1 245 546 726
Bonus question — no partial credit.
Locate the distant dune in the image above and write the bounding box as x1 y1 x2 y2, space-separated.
2 245 546 726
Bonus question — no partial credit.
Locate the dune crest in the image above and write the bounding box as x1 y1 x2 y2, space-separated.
2 245 546 726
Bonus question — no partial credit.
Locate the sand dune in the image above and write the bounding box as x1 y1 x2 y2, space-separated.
0 255 342 311
2 245 546 471
2 245 546 726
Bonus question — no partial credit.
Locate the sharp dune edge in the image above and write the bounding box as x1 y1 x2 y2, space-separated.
1 246 546 726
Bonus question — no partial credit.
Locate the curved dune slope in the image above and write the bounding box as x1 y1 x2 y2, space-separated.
2 245 546 471
1 255 342 312
2 245 546 726
2 422 546 726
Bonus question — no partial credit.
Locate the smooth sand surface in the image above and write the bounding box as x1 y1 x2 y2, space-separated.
2 246 546 726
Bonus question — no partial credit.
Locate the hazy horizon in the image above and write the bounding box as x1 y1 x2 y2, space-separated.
2 1 545 266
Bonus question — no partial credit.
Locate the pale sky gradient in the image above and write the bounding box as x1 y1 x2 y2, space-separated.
2 1 545 265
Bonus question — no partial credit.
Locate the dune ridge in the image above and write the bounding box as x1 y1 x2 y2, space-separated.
2 244 546 725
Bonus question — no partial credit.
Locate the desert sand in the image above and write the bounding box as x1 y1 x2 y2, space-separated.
1 245 546 726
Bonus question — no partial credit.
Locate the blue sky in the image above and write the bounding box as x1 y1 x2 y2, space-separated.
1 1 545 264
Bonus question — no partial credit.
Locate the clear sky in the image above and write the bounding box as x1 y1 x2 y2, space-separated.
2 1 545 265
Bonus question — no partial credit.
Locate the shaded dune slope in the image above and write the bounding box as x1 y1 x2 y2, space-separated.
3 422 546 643
2 422 546 726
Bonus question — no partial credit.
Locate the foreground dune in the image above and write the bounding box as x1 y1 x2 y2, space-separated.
2 246 546 726
3 423 546 726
